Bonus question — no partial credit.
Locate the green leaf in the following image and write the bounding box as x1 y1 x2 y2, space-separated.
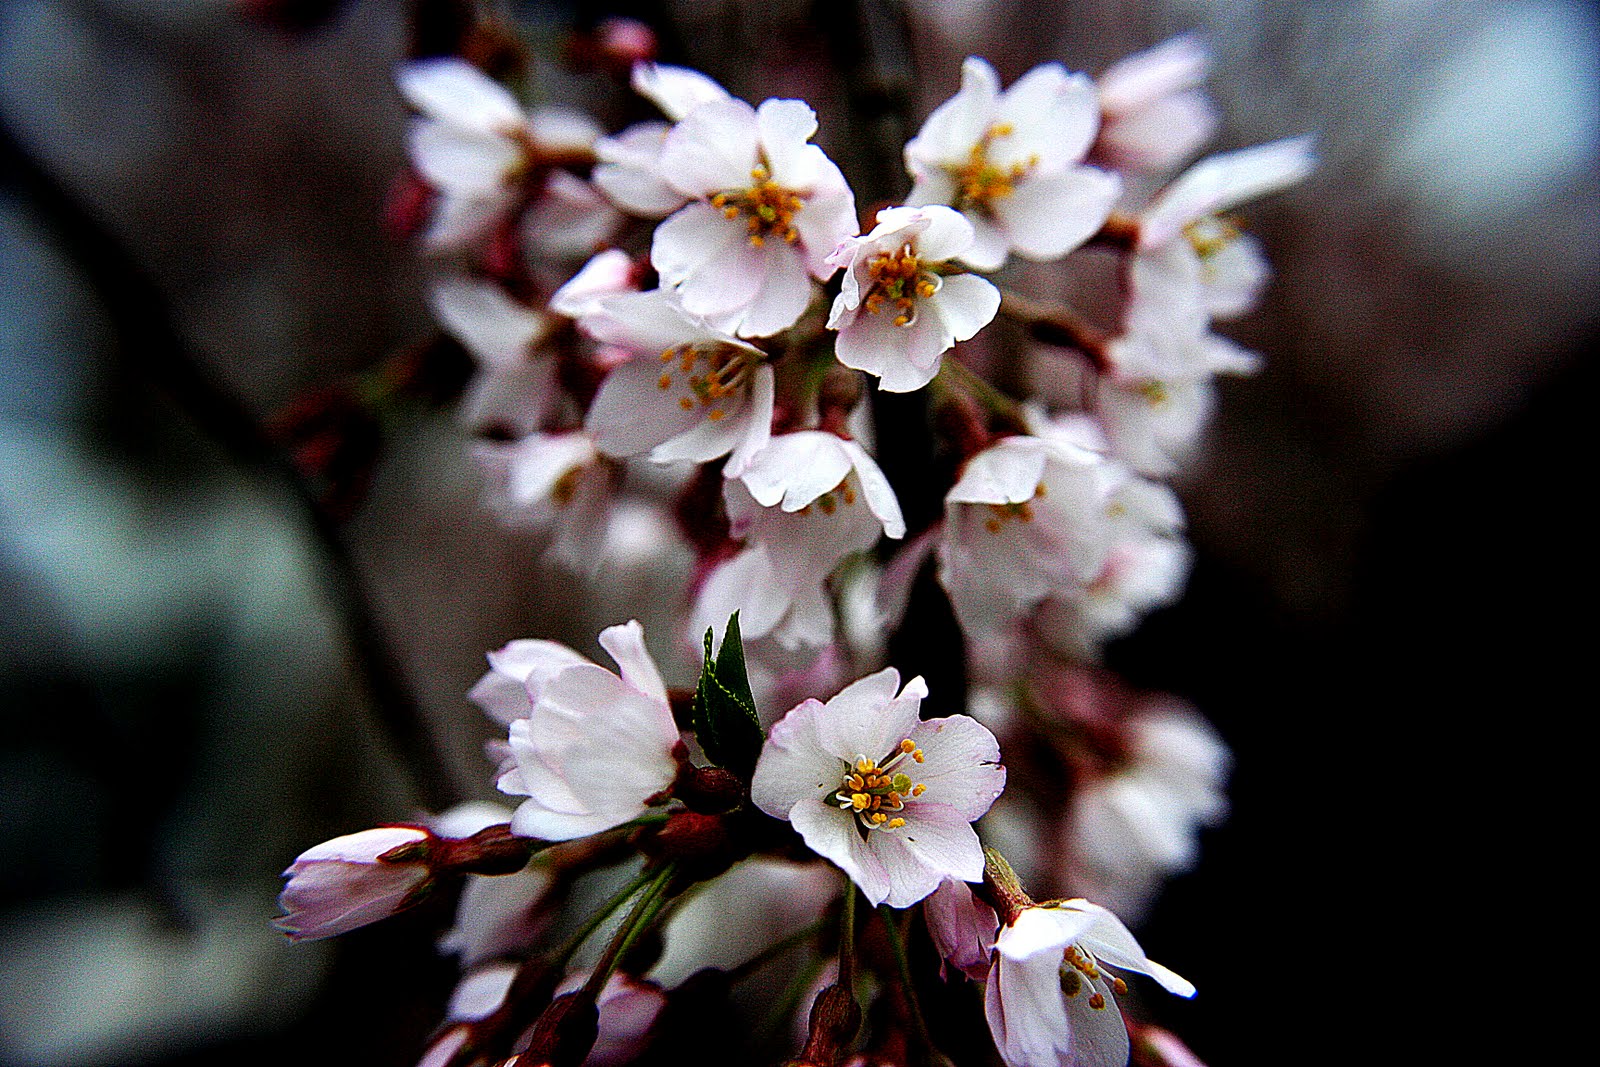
691 612 764 778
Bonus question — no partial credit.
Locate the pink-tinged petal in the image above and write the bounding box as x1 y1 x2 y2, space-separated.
523 171 622 260
459 359 556 437
834 308 937 392
791 158 860 278
959 214 1010 271
751 697 841 816
593 122 687 217
985 946 1075 1067
1100 35 1211 115
742 432 854 511
428 278 550 368
994 166 1120 261
421 192 508 250
472 639 592 724
598 619 669 704
736 244 813 337
409 120 521 195
724 364 776 477
925 878 998 981
913 204 977 262
756 99 821 187
788 793 892 905
447 963 518 1021
631 62 731 122
930 272 1001 344
1140 135 1316 249
292 826 428 865
1071 902 1196 996
996 65 1099 168
839 440 906 539
1198 232 1270 319
550 249 638 319
660 97 761 197
1059 979 1133 1067
908 56 1000 170
580 289 704 353
1100 91 1217 172
906 715 1005 820
585 355 705 457
398 58 523 132
872 805 985 905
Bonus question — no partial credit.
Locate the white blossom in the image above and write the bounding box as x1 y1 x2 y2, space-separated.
650 97 858 337
690 432 904 650
471 432 613 568
428 276 557 436
905 57 1120 271
1096 35 1218 174
751 668 1005 908
985 900 1193 1067
826 205 1001 392
581 290 774 476
497 620 680 840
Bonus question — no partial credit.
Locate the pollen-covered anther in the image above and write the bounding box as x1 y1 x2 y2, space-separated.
1138 380 1171 407
863 243 937 329
655 341 761 419
1184 214 1245 259
1088 993 1107 1011
832 737 927 831
713 163 805 248
951 122 1039 215
981 484 1045 535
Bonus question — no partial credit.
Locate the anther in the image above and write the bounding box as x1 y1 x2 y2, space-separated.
1088 993 1107 1011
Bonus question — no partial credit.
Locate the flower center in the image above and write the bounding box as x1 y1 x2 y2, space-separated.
656 342 760 422
1057 942 1128 1010
1136 380 1170 408
983 481 1047 535
951 123 1039 215
711 164 804 248
833 738 927 831
1183 215 1243 261
863 243 939 328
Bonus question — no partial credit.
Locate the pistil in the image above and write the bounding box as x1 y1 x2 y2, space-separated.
833 738 927 831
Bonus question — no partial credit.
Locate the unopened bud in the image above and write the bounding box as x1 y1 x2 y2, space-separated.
644 811 731 865
676 765 744 814
979 847 1035 926
795 981 861 1067
274 826 433 940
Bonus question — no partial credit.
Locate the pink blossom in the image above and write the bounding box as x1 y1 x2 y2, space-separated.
497 621 680 840
924 877 999 982
1096 36 1218 173
751 668 1005 908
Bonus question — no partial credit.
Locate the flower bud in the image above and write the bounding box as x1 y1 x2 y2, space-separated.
274 826 432 941
520 991 600 1067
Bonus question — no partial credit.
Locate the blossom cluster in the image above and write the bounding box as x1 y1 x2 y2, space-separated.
276 19 1310 1067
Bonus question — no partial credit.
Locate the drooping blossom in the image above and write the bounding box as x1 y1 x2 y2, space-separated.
905 57 1120 271
985 899 1194 1067
580 290 774 476
650 97 858 337
690 431 905 651
1095 35 1218 174
826 205 1001 392
274 826 432 941
428 276 557 436
497 620 680 840
938 432 1120 642
1064 702 1229 921
751 668 1005 908
1131 136 1316 322
472 431 614 568
397 57 602 251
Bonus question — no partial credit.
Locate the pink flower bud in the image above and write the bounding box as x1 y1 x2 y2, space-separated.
274 826 432 941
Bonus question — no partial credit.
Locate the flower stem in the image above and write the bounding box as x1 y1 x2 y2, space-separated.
580 861 678 1001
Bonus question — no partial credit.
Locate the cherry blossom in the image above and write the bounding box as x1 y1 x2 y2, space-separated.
580 290 774 476
549 249 639 319
985 899 1193 1067
750 668 1005 908
690 431 905 650
274 827 431 941
397 57 602 251
650 97 858 337
471 432 614 568
497 620 680 840
826 205 1001 392
905 56 1120 271
468 633 598 729
1095 35 1218 174
924 877 999 982
428 276 557 436
939 433 1120 641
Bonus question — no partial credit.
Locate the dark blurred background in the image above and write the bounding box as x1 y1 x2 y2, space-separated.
1 1 1594 1065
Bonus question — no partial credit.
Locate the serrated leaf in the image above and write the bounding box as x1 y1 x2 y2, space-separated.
691 612 764 778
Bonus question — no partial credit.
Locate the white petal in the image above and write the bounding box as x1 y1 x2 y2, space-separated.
1099 35 1211 115
756 99 821 187
996 65 1099 168
741 432 854 511
398 58 523 132
839 440 906 539
1141 135 1316 249
691 544 794 643
994 167 1120 261
429 277 550 367
930 272 1001 343
409 120 521 195
814 668 923 762
913 204 977 262
659 97 761 197
735 245 813 338
631 62 731 122
907 56 1000 170
598 619 669 704
789 796 891 905
652 204 767 318
947 438 1049 505
905 715 1005 820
